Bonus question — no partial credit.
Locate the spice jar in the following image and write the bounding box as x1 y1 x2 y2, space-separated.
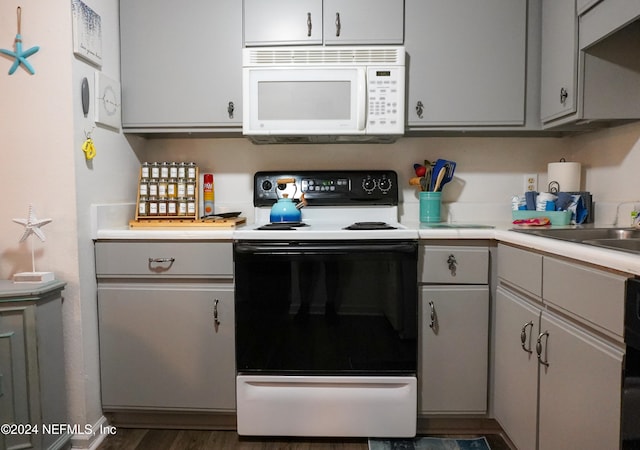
141 162 150 179
187 162 197 180
160 162 170 179
150 162 160 179
138 197 148 216
158 179 168 199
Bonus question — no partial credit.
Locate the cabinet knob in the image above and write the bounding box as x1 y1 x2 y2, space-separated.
560 87 568 105
416 101 424 119
307 12 312 37
447 254 457 276
227 101 234 119
536 331 550 367
335 12 341 37
520 321 534 354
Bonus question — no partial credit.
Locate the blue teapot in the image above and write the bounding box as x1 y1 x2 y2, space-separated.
270 178 304 223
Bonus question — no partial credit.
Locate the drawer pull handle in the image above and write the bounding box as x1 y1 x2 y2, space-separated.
148 257 175 263
428 301 436 329
335 12 341 37
536 331 550 367
520 321 533 354
213 299 221 331
447 254 457 276
307 12 312 37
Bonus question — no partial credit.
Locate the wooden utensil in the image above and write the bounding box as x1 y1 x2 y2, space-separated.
433 167 447 192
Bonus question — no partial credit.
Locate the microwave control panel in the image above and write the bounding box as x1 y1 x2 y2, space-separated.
367 67 405 134
254 170 399 206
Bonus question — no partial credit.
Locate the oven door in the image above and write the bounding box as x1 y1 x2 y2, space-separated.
234 239 418 437
234 240 417 375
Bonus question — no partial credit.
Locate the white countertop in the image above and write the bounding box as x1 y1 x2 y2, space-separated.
95 219 640 276
93 206 640 275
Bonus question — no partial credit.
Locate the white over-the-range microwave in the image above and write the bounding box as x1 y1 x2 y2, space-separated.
242 46 405 143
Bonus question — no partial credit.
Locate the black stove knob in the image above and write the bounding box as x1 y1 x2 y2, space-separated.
362 177 377 193
378 177 392 193
261 180 273 191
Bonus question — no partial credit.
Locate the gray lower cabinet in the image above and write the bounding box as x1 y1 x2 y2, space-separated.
0 280 69 450
418 243 489 415
495 244 625 450
405 0 528 128
95 240 235 412
98 283 235 410
119 0 242 132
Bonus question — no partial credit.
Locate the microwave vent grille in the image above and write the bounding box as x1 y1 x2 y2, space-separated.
245 47 404 66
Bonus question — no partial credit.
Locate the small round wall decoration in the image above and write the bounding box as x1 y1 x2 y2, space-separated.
0 7 40 75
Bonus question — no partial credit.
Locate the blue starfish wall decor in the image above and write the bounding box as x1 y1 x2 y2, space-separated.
0 7 39 75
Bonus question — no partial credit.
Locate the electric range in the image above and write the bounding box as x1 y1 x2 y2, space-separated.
234 170 418 438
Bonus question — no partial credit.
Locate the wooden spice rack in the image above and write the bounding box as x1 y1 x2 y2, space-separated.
133 163 200 222
129 216 246 228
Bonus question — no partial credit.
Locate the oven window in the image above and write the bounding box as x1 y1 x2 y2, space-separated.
234 241 417 375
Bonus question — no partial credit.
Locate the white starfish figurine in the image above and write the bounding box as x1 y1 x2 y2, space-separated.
13 204 52 242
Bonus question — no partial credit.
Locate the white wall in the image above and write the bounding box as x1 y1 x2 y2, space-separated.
568 121 640 225
147 135 567 223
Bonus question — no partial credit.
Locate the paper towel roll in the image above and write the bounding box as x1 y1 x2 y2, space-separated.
548 161 581 192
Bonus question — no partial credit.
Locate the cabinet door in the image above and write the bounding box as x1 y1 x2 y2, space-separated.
419 285 489 414
98 284 236 410
405 0 526 126
120 0 242 129
244 0 323 45
493 287 539 450
0 306 39 450
538 311 623 450
540 0 578 122
322 0 404 45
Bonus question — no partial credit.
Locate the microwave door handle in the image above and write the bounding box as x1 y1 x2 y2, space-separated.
357 69 366 131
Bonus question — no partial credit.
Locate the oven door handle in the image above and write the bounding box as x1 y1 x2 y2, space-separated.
234 242 417 254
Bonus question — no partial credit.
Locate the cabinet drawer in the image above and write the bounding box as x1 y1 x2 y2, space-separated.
95 241 233 278
543 256 626 338
497 244 542 297
420 245 488 284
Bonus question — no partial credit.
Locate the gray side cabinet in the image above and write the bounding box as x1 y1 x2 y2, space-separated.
405 0 527 127
0 280 69 450
95 241 235 412
119 0 242 131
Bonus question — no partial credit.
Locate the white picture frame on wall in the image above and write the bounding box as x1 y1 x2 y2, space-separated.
94 72 121 130
71 0 102 67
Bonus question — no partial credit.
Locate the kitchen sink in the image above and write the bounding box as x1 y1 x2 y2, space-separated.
512 227 640 254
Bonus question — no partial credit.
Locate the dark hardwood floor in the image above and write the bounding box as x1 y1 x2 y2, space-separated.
97 429 512 450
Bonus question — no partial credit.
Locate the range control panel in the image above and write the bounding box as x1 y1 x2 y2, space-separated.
254 170 399 206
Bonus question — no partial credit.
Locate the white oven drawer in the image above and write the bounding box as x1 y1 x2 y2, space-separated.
236 375 416 437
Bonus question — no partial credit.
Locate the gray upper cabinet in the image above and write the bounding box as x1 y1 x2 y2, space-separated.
541 0 640 128
243 0 404 46
322 0 404 45
120 0 242 132
540 0 577 123
405 0 528 128
243 0 323 46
